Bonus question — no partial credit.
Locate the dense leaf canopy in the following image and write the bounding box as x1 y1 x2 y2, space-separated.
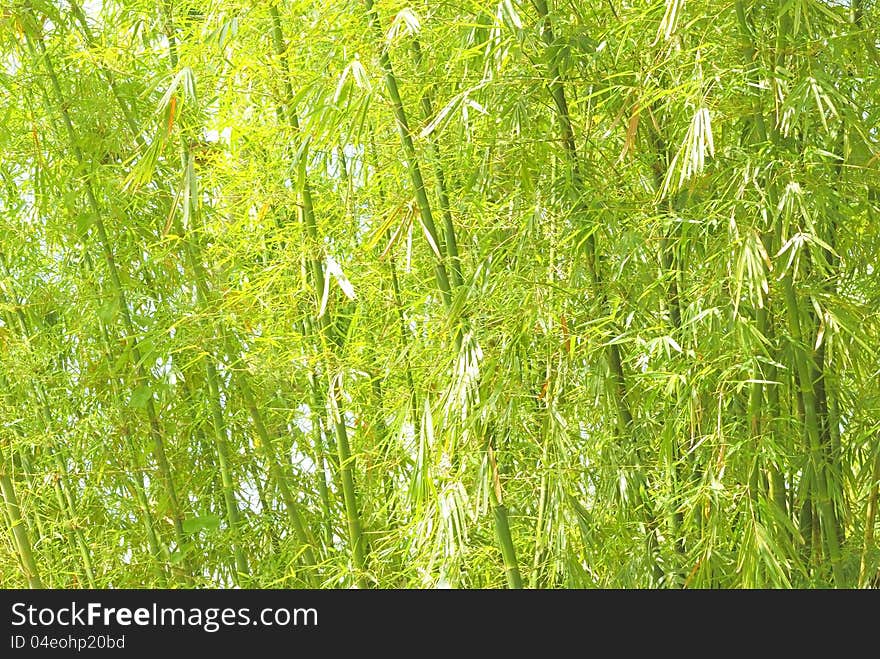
0 0 878 588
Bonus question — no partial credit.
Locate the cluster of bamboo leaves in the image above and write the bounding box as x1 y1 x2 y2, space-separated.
0 0 878 588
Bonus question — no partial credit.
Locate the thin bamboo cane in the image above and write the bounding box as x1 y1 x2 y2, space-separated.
0 485 24 579
733 2 789 533
78 1 317 580
336 146 397 526
484 429 524 589
859 449 879 587
11 400 97 588
270 4 369 586
89 265 172 582
411 39 463 289
23 26 192 581
530 385 555 588
0 451 43 588
162 5 249 581
67 0 142 143
236 374 319 574
0 284 97 586
78 2 317 581
365 128 422 525
782 276 843 583
531 0 665 581
307 371 335 542
363 0 524 588
769 0 844 584
87 277 172 581
361 0 454 309
530 0 633 436
642 116 692 568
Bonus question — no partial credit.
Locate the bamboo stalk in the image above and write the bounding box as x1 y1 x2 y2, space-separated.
361 0 454 309
531 0 666 581
858 449 879 587
781 275 843 584
90 269 172 582
24 26 192 581
485 430 524 589
237 374 319 575
366 127 423 525
642 112 693 568
307 371 335 542
162 5 249 582
530 410 553 588
270 4 369 586
0 285 97 586
67 0 142 143
531 0 634 437
337 145 397 527
81 1 317 581
768 0 844 584
411 39 463 289
363 0 524 587
0 450 43 588
85 272 172 581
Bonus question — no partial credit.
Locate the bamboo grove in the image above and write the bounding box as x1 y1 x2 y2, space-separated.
0 0 878 589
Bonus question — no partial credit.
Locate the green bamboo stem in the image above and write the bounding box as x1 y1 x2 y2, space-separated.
781 276 843 584
531 0 666 581
52 464 97 587
765 351 788 520
858 450 879 587
204 355 250 579
485 431 524 589
307 371 335 542
337 146 397 526
331 400 369 585
25 28 191 580
90 272 172 581
271 3 368 587
530 412 553 588
362 0 454 309
812 335 844 538
84 271 171 580
411 39 463 289
237 374 320 579
0 487 21 576
766 0 844 583
125 455 170 582
47 461 85 582
161 6 249 582
13 452 50 560
364 0 523 587
531 0 633 437
643 119 691 565
67 0 142 143
366 127 422 523
0 295 97 586
246 461 277 546
367 128 422 452
0 452 43 588
735 0 812 556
